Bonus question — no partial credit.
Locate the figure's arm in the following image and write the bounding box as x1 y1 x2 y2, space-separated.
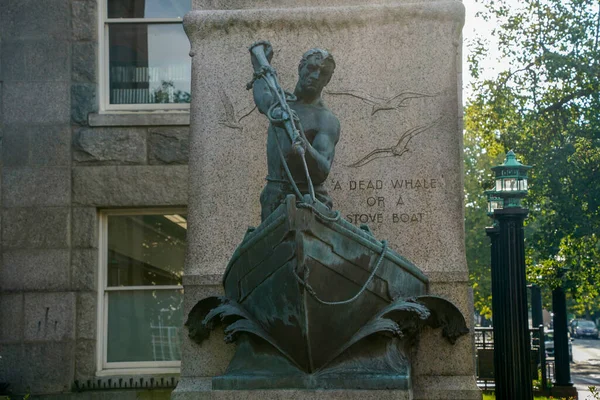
253 79 276 116
250 43 277 116
303 116 340 184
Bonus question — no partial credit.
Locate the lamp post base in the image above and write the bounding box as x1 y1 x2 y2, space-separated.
550 385 578 400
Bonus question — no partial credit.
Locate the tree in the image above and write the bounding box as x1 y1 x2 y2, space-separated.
466 0 600 316
464 104 505 319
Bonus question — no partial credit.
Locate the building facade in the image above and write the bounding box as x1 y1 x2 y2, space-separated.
0 0 192 397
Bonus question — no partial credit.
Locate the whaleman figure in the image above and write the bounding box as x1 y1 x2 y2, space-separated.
249 41 340 221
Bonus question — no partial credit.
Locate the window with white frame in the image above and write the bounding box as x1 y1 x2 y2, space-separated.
98 210 187 374
100 0 192 111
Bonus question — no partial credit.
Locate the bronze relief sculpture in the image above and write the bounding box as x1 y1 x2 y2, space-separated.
185 41 468 390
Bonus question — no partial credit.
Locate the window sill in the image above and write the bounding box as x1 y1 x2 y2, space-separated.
89 112 190 127
95 367 181 377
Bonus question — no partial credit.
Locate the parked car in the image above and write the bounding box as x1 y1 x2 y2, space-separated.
571 319 599 339
544 330 573 362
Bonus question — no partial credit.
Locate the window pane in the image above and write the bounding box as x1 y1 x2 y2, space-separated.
107 289 183 362
109 24 191 105
108 0 191 19
107 214 186 286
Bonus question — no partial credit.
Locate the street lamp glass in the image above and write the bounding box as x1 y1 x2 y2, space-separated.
486 193 504 216
507 178 518 191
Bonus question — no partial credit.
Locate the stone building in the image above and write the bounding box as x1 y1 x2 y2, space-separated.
0 0 191 397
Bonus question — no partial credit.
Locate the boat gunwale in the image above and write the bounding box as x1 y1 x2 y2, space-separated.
222 211 288 284
223 200 429 286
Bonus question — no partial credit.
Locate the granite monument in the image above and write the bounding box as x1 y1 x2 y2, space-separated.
184 41 468 392
175 1 480 399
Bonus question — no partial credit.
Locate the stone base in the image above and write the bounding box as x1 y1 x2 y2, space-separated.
412 376 482 400
172 378 412 399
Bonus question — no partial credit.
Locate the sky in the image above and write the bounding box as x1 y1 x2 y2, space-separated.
462 0 495 100
461 0 517 100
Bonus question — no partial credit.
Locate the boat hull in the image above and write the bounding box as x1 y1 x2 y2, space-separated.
221 196 428 374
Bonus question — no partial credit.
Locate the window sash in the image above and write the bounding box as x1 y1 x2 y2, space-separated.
106 18 184 24
99 1 191 112
97 209 186 374
105 285 183 291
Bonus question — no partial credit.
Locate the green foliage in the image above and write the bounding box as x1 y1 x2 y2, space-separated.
482 394 572 400
152 80 191 104
466 0 600 316
464 108 505 318
0 393 30 400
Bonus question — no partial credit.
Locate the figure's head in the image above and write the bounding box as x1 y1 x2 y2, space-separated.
295 48 336 100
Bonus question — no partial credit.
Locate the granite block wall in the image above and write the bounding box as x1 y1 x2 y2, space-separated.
0 0 190 396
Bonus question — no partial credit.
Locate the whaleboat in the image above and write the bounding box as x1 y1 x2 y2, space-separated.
219 195 429 375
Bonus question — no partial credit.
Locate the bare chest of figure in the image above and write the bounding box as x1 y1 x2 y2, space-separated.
266 103 322 178
290 102 324 143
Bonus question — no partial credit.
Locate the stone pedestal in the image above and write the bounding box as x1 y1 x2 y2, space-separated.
174 378 412 399
176 1 480 399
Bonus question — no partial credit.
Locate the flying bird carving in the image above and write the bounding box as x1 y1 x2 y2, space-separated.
326 89 438 116
346 119 441 168
219 90 256 132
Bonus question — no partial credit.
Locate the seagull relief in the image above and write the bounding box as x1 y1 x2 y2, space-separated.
325 89 438 115
346 119 441 168
219 89 256 132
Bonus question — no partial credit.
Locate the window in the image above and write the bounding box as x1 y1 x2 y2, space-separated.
97 209 187 375
100 0 192 112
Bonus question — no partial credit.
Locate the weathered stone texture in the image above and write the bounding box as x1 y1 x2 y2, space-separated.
2 249 70 291
74 339 96 381
1 126 29 167
71 249 97 292
0 0 70 40
193 0 438 8
72 0 98 41
24 292 76 341
22 342 75 394
173 380 412 400
2 207 70 249
76 292 97 340
180 284 232 378
0 293 23 342
413 376 481 400
0 344 24 391
89 112 191 127
71 83 98 125
3 82 70 124
1 39 70 82
29 125 71 167
2 167 70 207
72 166 188 206
148 127 190 164
71 207 98 248
72 42 97 83
0 83 3 129
73 128 147 164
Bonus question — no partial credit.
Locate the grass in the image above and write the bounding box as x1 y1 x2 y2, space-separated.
483 395 565 400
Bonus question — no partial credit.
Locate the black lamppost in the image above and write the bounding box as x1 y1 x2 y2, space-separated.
485 151 533 400
551 269 577 399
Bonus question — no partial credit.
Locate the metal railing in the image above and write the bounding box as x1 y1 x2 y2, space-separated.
475 325 553 392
